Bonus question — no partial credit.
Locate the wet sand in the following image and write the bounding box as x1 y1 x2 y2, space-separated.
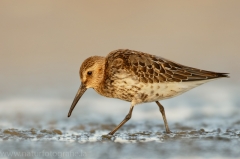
0 85 239 159
0 123 240 159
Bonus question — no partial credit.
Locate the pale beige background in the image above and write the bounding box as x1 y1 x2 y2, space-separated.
0 0 239 98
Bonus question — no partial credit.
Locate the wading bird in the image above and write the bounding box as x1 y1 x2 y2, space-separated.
68 49 229 135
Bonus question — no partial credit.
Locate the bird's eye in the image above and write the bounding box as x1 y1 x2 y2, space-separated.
87 71 92 75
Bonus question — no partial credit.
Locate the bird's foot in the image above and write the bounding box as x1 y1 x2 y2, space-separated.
101 133 113 140
165 130 172 134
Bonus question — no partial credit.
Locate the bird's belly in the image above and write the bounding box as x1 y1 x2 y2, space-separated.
111 78 208 104
136 82 186 102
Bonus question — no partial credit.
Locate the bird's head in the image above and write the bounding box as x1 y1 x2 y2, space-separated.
80 56 105 89
68 56 105 117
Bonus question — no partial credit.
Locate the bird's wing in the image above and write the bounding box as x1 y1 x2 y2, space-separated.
105 49 229 83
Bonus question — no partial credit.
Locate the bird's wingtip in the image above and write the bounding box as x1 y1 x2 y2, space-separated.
218 73 230 78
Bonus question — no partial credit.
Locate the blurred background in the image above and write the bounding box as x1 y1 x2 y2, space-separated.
0 1 240 159
1 0 239 99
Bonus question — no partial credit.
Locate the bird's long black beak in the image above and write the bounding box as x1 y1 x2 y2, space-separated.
68 83 87 117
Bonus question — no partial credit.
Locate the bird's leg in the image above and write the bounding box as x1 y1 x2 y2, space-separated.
108 105 134 135
155 101 171 133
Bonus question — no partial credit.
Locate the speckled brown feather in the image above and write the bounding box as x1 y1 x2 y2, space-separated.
105 49 229 84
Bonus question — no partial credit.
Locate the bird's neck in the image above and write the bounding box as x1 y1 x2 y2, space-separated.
93 58 107 95
93 61 113 98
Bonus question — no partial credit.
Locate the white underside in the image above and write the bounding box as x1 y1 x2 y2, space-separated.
140 80 212 102
114 76 216 105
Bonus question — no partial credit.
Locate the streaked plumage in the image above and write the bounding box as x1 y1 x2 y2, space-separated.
68 49 229 135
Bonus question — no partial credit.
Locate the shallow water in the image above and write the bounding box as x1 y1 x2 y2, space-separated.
0 84 240 159
0 124 240 159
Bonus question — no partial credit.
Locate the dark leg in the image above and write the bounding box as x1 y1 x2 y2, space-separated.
108 105 134 135
155 101 171 133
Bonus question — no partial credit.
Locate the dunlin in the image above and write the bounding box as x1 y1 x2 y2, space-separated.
68 49 229 135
